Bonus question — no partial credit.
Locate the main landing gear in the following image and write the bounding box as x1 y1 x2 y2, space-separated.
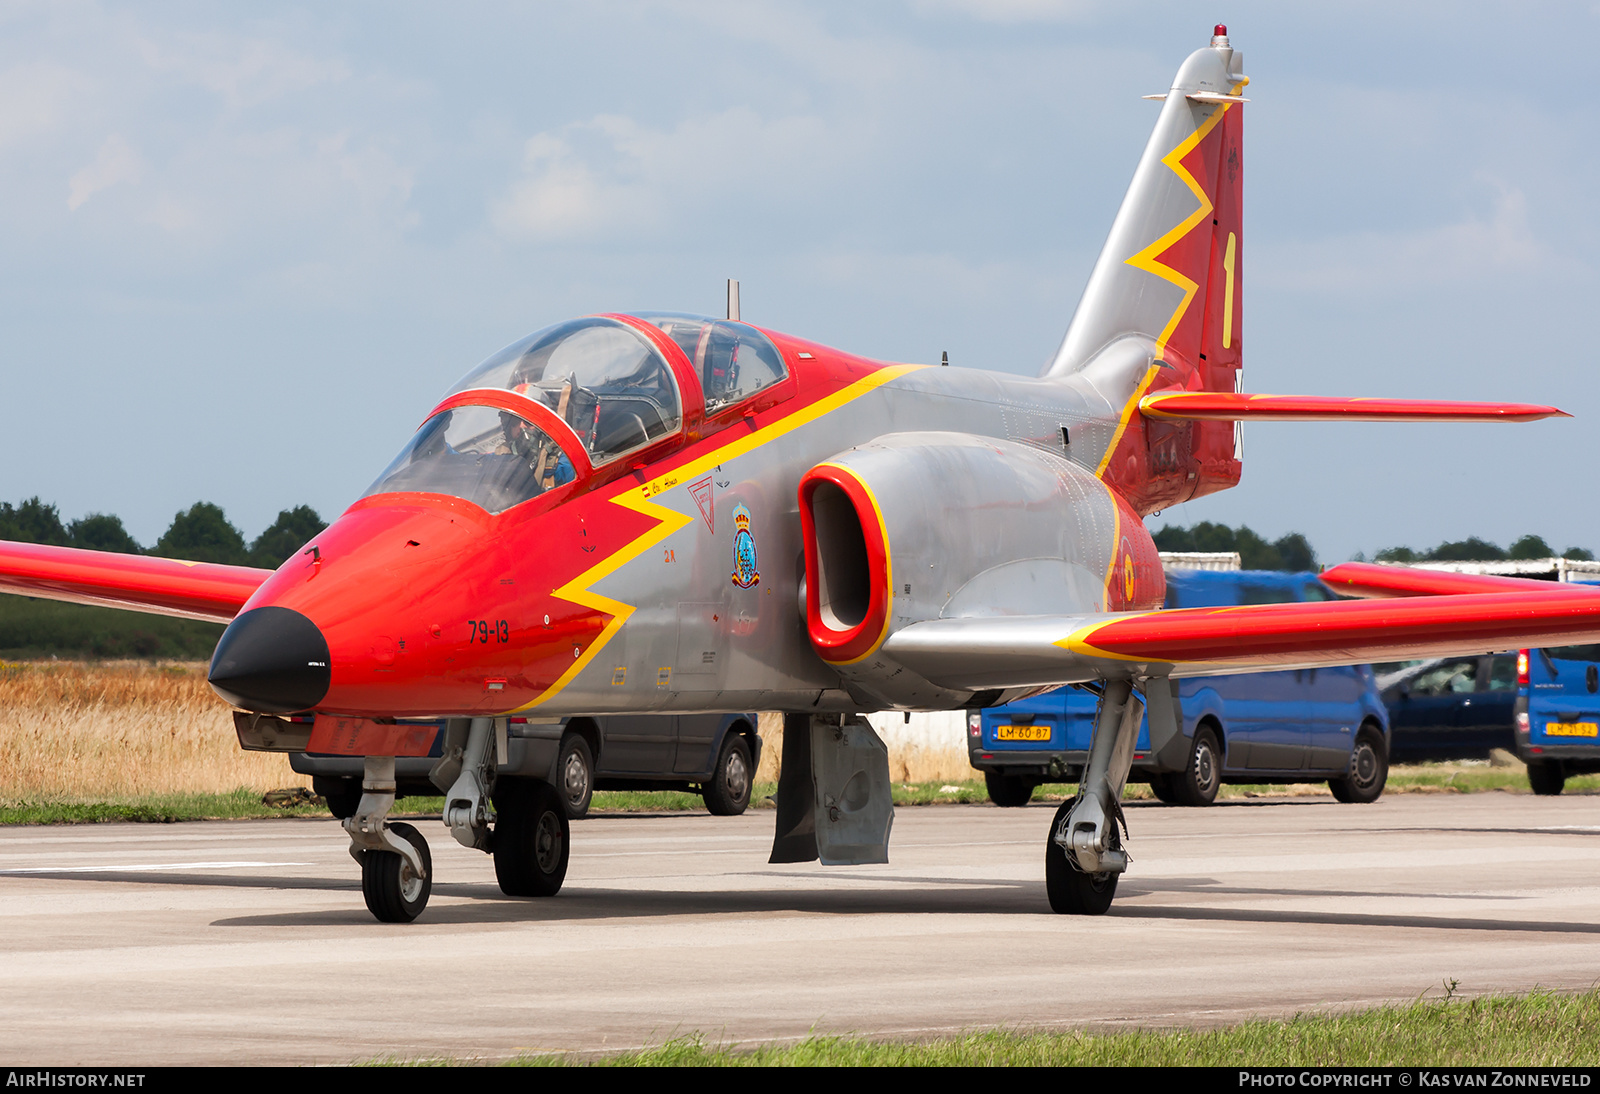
346 717 569 923
1046 678 1146 915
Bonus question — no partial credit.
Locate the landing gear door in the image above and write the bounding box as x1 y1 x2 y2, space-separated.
769 714 895 866
811 717 894 865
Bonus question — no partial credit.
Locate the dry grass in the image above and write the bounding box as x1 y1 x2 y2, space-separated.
754 712 974 784
0 660 306 800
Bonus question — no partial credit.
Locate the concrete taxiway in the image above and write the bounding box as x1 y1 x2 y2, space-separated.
1 792 1597 1064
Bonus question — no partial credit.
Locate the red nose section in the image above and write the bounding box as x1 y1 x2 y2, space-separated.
237 499 597 717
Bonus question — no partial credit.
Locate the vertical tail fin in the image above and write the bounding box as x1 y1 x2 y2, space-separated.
1048 27 1247 513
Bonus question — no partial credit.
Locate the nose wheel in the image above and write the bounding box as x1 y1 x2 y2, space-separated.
361 821 433 922
345 756 438 923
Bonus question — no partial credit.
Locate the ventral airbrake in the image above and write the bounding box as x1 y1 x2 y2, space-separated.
6 27 1598 921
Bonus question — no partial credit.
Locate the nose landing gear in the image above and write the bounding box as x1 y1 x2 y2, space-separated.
345 717 574 922
345 756 435 923
362 821 432 921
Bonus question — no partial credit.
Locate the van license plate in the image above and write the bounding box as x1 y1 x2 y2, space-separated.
1545 721 1599 738
996 725 1051 742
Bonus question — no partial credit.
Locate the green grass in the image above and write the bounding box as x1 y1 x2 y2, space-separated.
1004 762 1600 806
1389 762 1600 794
0 787 333 824
401 987 1600 1066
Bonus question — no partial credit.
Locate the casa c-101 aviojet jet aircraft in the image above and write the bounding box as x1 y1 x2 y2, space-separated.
5 25 1599 922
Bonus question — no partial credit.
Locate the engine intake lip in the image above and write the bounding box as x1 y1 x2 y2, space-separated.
799 463 892 665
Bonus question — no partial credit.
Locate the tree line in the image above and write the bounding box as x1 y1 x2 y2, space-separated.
1153 522 1594 570
0 498 327 570
1152 522 1318 572
1361 535 1593 564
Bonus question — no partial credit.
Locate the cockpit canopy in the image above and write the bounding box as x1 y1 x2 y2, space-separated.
363 314 791 515
633 313 787 415
362 405 575 515
447 317 682 465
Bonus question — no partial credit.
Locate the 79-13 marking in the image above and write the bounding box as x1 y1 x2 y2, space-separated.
468 619 509 643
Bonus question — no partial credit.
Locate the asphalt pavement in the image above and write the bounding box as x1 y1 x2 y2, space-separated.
1 792 1597 1064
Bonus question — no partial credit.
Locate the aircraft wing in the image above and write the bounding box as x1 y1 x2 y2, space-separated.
0 540 272 624
881 586 1600 690
1138 392 1568 423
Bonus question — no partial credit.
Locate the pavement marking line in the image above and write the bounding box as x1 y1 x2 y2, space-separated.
0 860 312 875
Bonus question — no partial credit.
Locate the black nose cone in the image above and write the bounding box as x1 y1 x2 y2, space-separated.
209 606 331 713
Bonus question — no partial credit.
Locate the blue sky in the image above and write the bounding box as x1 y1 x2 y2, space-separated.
2 1 1594 562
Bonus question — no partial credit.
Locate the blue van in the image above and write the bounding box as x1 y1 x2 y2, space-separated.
968 570 1391 806
1516 643 1600 794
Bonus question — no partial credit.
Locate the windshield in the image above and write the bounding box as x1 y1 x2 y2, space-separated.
1547 644 1600 663
448 318 681 464
635 313 788 415
363 405 577 513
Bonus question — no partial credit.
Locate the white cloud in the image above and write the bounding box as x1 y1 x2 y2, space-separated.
494 109 835 243
496 129 627 239
132 29 349 110
910 0 1097 22
1257 180 1586 295
0 63 91 150
66 133 141 210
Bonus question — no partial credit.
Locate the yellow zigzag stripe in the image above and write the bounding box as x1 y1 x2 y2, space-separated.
517 364 923 710
1123 103 1229 358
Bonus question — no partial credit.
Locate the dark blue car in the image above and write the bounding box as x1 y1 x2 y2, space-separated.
1378 654 1519 761
968 570 1391 807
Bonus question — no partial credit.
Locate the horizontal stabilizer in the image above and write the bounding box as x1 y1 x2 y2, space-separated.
881 587 1600 689
1139 392 1568 423
1318 561 1593 599
0 540 271 624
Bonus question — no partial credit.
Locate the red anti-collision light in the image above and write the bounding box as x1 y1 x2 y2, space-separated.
1214 24 1227 35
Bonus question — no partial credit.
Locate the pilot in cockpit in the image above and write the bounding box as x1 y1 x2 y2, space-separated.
498 408 574 490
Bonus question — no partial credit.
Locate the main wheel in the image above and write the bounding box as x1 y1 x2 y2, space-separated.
315 776 363 820
556 733 595 819
703 733 753 816
1044 798 1118 915
985 770 1036 807
1169 725 1222 806
1330 727 1388 804
1527 759 1566 796
361 822 431 923
493 778 570 897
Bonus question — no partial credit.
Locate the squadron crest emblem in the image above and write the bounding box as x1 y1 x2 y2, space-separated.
730 504 760 588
